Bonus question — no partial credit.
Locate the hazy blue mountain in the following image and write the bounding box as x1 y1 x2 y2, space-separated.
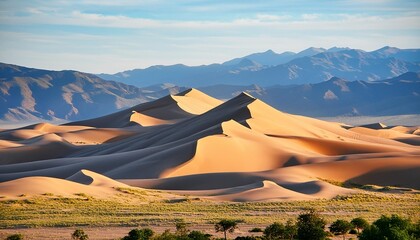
222 47 336 66
0 63 185 122
372 46 420 63
222 49 296 66
98 47 420 87
198 72 420 117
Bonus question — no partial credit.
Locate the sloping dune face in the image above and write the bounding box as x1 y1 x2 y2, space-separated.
0 89 419 202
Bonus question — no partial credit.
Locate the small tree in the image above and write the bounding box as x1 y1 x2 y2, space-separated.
215 219 238 240
72 229 89 240
297 209 327 240
284 219 297 240
6 234 24 240
263 222 285 240
329 219 353 240
122 228 154 240
350 217 369 234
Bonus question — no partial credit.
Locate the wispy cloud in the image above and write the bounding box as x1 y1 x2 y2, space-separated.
0 0 419 72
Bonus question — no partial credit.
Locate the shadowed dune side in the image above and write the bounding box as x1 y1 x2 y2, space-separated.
0 133 76 164
67 169 128 187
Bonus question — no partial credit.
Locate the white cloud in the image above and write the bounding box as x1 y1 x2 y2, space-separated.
302 14 319 20
3 10 419 31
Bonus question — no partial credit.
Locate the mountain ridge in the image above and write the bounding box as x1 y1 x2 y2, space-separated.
0 62 187 122
97 46 420 87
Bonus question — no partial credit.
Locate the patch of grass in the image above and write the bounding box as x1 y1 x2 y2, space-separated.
0 192 419 228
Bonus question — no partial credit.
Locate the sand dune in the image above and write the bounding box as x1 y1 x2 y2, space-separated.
0 88 419 202
0 169 128 199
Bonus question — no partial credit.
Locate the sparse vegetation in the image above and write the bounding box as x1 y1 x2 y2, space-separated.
0 192 419 228
122 228 154 240
6 234 24 240
188 230 212 240
359 214 419 240
71 229 89 240
248 228 263 233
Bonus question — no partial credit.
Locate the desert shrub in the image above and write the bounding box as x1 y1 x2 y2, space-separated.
235 236 258 240
296 209 327 240
175 220 189 237
122 228 154 240
72 229 89 240
188 230 212 240
284 219 297 240
263 222 285 240
152 229 177 240
359 214 417 240
249 228 263 233
329 219 353 240
349 229 357 234
6 234 24 240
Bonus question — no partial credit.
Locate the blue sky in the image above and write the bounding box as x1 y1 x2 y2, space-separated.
0 0 419 73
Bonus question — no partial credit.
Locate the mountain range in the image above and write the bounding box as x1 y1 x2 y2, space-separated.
199 72 420 117
1 62 419 122
97 46 420 87
0 63 186 122
1 46 419 123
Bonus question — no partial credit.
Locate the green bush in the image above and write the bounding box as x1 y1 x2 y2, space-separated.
71 229 88 240
263 222 285 240
329 219 353 240
249 228 263 233
359 214 417 240
235 236 258 240
188 230 212 240
122 228 154 240
350 217 369 234
296 209 328 240
152 229 177 240
6 234 24 240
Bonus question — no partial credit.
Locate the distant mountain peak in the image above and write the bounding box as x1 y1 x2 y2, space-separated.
327 47 351 52
328 76 348 82
263 49 276 54
376 46 400 53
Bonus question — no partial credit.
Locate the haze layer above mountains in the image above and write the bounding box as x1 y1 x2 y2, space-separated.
1 46 419 122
